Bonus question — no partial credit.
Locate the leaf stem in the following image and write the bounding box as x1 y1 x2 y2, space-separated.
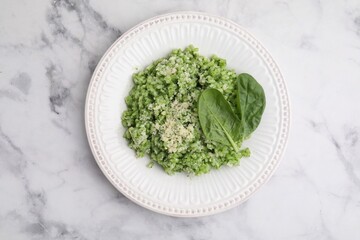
224 131 238 152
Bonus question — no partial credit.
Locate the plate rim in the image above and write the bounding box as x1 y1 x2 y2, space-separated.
85 11 291 217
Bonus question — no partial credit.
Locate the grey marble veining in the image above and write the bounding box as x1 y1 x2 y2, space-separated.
0 0 360 239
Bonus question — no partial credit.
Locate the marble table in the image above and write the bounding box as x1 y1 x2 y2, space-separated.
1 0 359 239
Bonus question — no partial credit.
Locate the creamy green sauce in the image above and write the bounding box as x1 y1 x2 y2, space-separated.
122 45 250 175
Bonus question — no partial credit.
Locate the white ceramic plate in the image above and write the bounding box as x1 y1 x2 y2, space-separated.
85 12 290 217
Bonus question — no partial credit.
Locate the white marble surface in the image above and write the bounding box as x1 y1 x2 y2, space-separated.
0 0 359 239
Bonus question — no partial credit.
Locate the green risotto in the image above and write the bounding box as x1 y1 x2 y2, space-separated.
122 45 261 175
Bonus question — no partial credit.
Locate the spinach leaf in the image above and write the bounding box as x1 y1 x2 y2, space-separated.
235 73 266 138
198 88 242 151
